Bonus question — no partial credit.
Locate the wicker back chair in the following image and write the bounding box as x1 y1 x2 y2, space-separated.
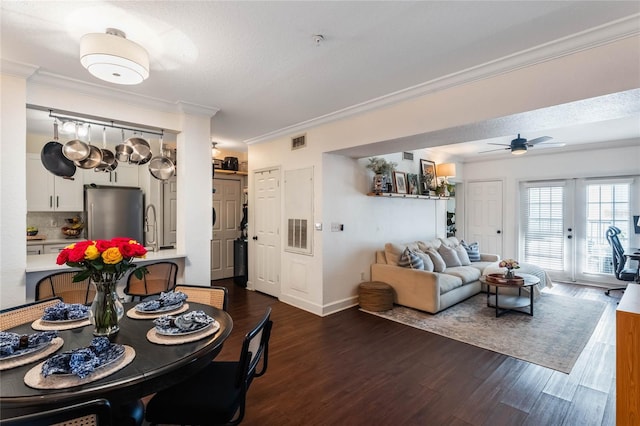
0 298 62 331
175 285 228 311
125 262 178 301
35 271 96 305
2 398 111 425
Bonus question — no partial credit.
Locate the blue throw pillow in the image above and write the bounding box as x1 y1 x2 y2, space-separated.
397 248 424 270
461 240 481 262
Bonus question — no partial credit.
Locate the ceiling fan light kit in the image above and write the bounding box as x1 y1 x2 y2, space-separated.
80 28 149 85
511 145 527 155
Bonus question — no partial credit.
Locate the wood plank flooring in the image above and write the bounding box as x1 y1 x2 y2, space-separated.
157 281 623 425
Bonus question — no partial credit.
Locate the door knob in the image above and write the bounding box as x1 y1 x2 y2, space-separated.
497 230 501 234
567 235 573 239
252 236 258 241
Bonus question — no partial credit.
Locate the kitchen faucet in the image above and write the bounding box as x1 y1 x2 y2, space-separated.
145 204 158 252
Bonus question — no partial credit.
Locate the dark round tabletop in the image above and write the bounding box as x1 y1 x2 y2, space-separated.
0 302 232 419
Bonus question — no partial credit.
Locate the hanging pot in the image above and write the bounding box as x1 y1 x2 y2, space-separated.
75 125 103 169
148 134 176 181
41 121 76 178
62 123 90 162
95 127 117 172
124 133 151 165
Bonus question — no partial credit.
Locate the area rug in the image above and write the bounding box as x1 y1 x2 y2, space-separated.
361 293 606 374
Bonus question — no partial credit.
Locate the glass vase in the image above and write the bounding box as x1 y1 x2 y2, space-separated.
504 269 515 280
90 280 124 337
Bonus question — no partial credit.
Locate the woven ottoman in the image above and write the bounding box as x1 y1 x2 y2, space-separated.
358 281 394 311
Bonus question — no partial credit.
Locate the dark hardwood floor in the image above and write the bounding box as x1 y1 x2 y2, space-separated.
153 280 622 425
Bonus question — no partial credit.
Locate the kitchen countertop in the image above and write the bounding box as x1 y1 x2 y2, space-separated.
26 238 73 246
25 249 186 273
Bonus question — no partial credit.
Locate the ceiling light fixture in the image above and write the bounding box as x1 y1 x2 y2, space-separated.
80 28 149 85
511 145 527 155
211 141 220 157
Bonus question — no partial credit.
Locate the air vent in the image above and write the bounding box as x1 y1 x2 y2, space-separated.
288 219 308 249
402 152 414 161
291 134 307 150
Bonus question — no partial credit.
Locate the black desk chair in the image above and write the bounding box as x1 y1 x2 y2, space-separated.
124 261 178 301
604 226 636 296
2 398 112 425
145 307 273 425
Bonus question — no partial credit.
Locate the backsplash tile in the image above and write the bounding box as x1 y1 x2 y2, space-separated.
27 212 85 240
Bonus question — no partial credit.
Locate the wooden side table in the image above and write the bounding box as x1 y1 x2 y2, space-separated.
480 273 540 317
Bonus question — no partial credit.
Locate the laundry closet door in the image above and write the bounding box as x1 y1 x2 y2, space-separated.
211 178 241 280
466 180 504 256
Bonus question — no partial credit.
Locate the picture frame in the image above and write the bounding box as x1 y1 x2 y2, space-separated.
420 159 438 191
406 173 419 195
393 171 408 194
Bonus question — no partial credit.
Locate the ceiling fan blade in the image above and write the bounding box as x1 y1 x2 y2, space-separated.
487 143 511 147
478 147 510 154
527 136 553 145
531 142 566 149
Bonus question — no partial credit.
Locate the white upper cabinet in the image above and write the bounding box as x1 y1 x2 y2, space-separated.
26 154 84 211
82 163 139 187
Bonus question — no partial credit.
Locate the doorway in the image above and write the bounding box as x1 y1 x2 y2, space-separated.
466 180 504 256
211 178 242 280
252 167 281 298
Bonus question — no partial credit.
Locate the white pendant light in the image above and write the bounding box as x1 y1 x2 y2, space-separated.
80 28 149 85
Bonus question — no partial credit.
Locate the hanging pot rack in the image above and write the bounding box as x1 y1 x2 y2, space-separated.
48 110 164 137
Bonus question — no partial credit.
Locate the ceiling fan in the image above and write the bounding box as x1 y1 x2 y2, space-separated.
479 133 566 155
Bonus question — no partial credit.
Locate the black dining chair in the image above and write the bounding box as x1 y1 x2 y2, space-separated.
1 398 112 425
145 307 273 425
124 261 178 301
604 226 637 295
35 271 96 305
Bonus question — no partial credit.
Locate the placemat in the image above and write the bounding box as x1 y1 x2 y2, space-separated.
24 345 135 390
126 303 189 319
146 321 219 345
0 337 64 371
32 318 90 331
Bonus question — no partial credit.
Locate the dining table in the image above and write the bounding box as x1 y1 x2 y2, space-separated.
0 301 233 421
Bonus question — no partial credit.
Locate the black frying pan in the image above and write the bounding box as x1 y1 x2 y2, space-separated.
40 122 76 178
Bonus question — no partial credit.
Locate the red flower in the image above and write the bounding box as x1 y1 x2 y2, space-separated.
68 245 87 263
95 239 113 252
56 249 69 265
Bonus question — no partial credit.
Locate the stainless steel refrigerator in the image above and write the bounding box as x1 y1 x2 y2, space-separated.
85 185 144 243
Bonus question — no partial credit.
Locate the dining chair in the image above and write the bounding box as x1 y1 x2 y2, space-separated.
35 271 96 305
124 261 178 301
175 284 228 311
145 307 273 425
1 398 112 425
0 297 62 331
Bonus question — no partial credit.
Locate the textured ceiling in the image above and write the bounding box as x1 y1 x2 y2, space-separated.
2 1 639 156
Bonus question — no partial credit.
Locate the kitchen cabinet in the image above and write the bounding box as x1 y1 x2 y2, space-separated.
83 163 139 187
26 154 84 212
44 243 69 254
27 245 44 256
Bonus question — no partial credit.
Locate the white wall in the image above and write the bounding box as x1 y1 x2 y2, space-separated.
461 143 640 258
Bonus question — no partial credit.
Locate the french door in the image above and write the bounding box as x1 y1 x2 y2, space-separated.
520 178 633 284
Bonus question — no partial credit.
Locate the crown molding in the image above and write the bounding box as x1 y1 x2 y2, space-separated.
176 101 219 117
0 59 39 79
246 14 640 145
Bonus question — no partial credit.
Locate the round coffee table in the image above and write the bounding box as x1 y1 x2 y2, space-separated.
479 273 540 317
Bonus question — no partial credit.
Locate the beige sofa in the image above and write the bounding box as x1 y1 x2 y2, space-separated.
370 237 499 314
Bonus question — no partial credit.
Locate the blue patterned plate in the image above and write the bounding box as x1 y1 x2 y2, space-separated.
0 341 50 361
155 320 219 336
135 302 183 314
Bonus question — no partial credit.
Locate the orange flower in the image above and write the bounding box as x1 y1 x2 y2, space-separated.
84 244 100 260
102 247 123 264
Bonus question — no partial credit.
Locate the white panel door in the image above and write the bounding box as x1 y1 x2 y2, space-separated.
211 178 241 280
253 168 281 297
466 180 503 255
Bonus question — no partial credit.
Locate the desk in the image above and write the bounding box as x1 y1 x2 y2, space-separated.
0 302 232 419
624 250 640 283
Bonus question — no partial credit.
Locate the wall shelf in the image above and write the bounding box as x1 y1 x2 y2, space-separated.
214 169 248 176
367 192 449 200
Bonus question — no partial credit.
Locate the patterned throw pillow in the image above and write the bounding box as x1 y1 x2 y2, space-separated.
438 245 462 267
397 248 424 270
426 248 447 272
454 244 471 266
415 250 435 272
461 240 481 262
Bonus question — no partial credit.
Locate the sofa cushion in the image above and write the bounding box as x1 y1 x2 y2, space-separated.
414 250 434 272
438 273 464 295
443 266 482 284
438 245 462 267
425 248 447 272
461 240 481 262
418 239 442 253
439 237 460 248
468 261 495 273
454 245 471 266
384 242 421 266
397 248 424 270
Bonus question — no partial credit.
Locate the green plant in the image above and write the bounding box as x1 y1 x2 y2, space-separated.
366 157 397 175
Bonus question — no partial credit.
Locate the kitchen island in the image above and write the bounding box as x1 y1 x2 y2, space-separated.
25 249 186 302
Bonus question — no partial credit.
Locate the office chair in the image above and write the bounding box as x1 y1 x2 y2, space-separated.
604 226 636 296
1 398 112 425
124 261 178 301
145 307 273 425
175 284 229 311
35 271 96 305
